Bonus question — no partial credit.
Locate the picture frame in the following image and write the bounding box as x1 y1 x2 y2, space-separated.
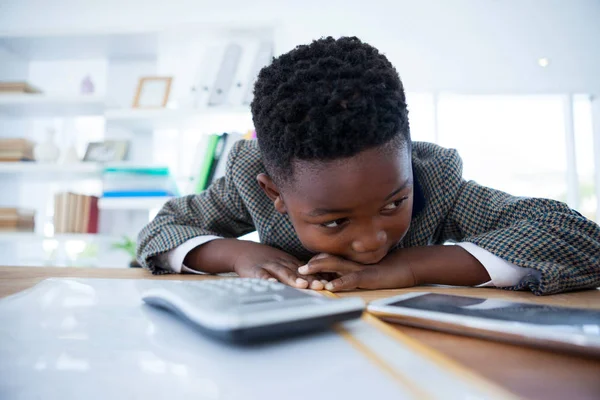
83 141 129 163
132 76 173 108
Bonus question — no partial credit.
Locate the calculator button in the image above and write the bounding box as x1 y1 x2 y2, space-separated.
233 287 249 295
269 282 285 291
251 285 268 292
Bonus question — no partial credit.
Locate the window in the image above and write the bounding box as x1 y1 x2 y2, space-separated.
437 94 569 202
573 95 597 221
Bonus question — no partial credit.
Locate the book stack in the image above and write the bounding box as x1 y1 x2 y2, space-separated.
191 132 246 194
0 81 42 94
0 208 35 232
0 138 35 162
102 166 178 198
54 192 99 234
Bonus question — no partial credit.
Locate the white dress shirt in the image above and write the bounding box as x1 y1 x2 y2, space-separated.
158 236 534 287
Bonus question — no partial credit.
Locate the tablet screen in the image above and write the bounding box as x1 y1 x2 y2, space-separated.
389 294 600 335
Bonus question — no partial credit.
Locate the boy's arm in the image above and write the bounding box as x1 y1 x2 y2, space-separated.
441 179 600 295
136 176 255 274
137 141 256 274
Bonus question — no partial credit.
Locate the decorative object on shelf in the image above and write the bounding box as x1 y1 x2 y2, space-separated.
33 128 60 163
132 76 173 108
83 140 129 162
60 144 80 164
111 236 141 268
0 81 42 94
0 138 34 161
80 75 95 95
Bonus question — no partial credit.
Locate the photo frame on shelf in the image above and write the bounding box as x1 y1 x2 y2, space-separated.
132 76 173 108
83 140 129 163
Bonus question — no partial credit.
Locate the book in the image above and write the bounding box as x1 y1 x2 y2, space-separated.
87 197 99 234
192 44 224 108
211 132 244 182
187 134 210 194
81 195 92 233
208 43 243 106
227 40 259 106
205 133 228 186
0 81 42 94
53 193 99 234
67 192 78 233
0 139 35 161
53 193 64 234
102 190 172 198
244 41 274 105
0 207 35 232
194 134 220 193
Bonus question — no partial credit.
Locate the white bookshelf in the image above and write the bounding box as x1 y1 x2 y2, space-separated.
0 29 158 61
105 107 252 131
0 162 103 177
98 196 173 210
0 94 108 117
0 24 271 268
0 232 116 242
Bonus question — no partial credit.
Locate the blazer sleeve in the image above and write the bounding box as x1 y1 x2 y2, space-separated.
136 141 255 274
441 177 600 295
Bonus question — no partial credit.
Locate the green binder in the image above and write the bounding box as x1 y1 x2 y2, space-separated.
194 134 220 193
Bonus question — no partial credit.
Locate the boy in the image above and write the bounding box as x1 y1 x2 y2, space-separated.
137 37 600 295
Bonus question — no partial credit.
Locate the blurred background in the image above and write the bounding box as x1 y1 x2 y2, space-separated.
0 0 598 268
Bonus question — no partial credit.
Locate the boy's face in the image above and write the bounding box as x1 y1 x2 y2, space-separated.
259 143 413 265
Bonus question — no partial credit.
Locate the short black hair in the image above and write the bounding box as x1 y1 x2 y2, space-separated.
251 36 410 186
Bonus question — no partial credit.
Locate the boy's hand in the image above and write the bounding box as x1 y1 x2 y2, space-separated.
297 246 491 291
231 241 325 289
297 253 416 292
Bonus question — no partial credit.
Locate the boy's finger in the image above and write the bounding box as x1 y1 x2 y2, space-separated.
309 253 332 262
282 260 322 286
324 272 361 292
264 264 309 289
253 268 276 281
298 257 358 275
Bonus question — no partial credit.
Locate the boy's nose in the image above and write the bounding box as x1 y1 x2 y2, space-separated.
352 230 387 253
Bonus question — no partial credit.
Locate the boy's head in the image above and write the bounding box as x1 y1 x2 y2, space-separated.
251 36 413 264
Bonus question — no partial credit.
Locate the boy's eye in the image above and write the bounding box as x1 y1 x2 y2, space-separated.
321 218 348 228
382 197 408 211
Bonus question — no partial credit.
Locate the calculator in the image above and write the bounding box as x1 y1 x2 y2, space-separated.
141 278 365 342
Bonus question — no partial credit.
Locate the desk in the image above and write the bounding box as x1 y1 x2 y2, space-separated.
1 266 599 400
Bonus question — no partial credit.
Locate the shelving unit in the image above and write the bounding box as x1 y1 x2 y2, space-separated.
98 196 174 210
0 232 116 242
0 29 158 60
105 107 252 131
0 162 103 177
0 94 108 117
0 25 270 268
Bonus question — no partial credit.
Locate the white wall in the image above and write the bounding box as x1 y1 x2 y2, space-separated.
0 0 599 94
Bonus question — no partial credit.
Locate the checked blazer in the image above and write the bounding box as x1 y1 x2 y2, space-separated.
137 140 600 295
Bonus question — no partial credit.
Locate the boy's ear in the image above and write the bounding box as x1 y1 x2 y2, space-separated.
257 173 287 214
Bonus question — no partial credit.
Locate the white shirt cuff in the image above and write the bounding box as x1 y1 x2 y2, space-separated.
158 236 223 274
456 242 534 288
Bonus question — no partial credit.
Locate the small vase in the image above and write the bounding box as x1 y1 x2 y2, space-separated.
80 75 95 95
34 129 60 163
60 145 80 164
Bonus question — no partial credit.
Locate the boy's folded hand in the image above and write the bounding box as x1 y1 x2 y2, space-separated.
297 253 416 292
231 241 324 289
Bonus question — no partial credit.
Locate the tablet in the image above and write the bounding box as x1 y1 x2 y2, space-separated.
367 292 600 356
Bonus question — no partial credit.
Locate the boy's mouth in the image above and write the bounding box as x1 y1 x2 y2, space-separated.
350 248 388 265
